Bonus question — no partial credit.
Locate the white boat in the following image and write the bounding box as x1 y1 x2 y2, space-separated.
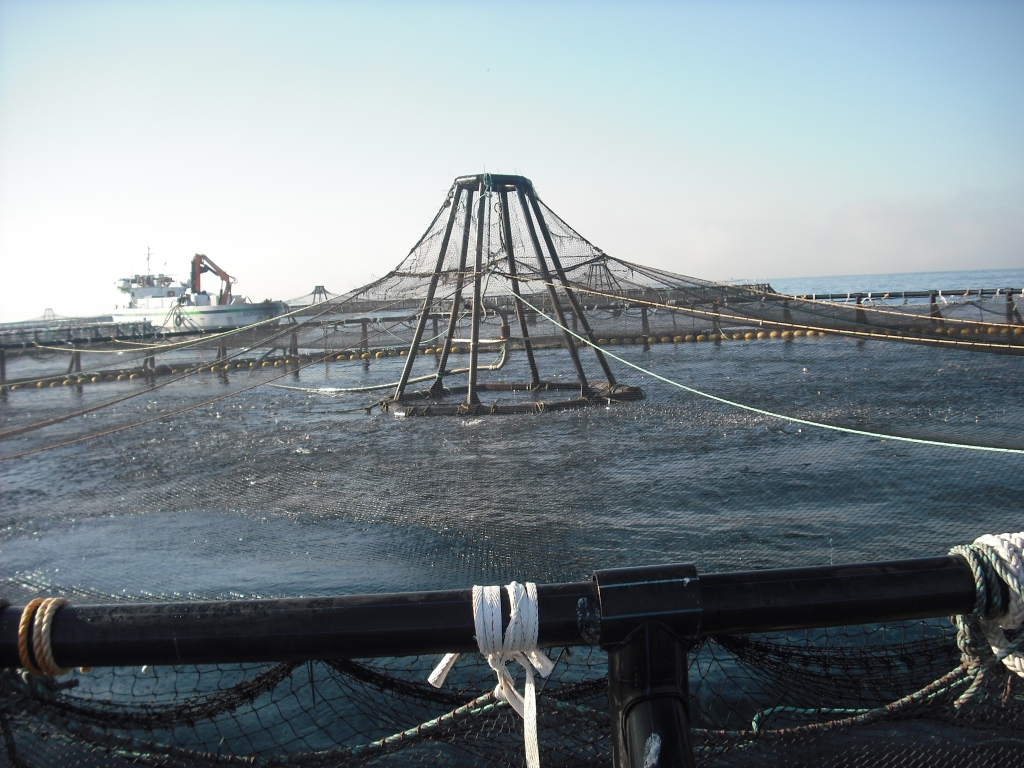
112 253 288 332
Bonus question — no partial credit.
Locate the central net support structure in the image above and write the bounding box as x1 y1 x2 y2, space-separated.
379 173 644 416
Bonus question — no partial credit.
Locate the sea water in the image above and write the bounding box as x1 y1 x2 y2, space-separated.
1 268 1023 601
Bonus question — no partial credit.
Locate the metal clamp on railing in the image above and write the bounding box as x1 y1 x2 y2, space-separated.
593 563 701 648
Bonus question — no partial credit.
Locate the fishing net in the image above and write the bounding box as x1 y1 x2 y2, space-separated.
1 174 1023 766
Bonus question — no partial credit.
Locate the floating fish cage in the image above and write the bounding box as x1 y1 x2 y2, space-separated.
1 174 1024 767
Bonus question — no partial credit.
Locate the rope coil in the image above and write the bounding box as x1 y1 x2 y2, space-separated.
949 532 1024 706
428 581 554 768
17 597 71 676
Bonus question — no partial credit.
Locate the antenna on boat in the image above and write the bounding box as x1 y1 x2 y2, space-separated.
146 246 151 275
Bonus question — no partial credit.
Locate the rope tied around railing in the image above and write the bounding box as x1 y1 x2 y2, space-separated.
949 532 1024 706
427 581 554 768
17 598 71 676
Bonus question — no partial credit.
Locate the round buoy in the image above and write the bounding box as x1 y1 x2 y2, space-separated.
769 330 779 339
48 381 58 387
9 384 18 391
610 338 619 345
696 334 707 342
597 338 608 345
660 336 672 343
128 374 139 380
373 351 383 358
756 331 767 339
672 336 683 343
61 379 72 386
359 352 369 359
91 376 100 383
388 351 398 357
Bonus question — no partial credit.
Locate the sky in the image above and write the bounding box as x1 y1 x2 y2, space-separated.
0 0 1022 322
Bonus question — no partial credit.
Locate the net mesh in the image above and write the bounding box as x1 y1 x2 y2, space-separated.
1 174 1023 766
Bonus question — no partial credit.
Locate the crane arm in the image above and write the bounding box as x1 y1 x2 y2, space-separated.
191 254 234 305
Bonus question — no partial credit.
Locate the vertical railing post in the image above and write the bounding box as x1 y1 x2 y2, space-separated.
516 185 591 393
466 181 487 406
498 187 541 387
855 294 868 326
526 190 618 386
608 623 695 768
431 187 476 396
393 186 464 400
930 291 943 326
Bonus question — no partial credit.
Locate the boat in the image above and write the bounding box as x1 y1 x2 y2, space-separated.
111 253 288 332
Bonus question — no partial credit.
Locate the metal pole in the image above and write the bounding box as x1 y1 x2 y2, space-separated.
526 190 618 386
431 187 476 397
930 291 943 325
394 187 464 400
516 185 591 393
855 294 868 326
466 182 487 406
608 623 694 768
498 187 541 387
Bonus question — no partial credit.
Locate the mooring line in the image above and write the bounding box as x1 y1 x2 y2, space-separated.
512 291 1024 455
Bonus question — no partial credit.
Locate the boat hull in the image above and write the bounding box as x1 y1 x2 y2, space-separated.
111 301 288 332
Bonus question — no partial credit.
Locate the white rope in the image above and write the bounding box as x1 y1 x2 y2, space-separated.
971 532 1024 678
428 581 554 768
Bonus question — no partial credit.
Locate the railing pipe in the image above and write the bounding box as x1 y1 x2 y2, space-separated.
0 556 976 670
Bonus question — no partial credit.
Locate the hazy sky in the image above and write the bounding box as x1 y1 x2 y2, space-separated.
1 0 1022 322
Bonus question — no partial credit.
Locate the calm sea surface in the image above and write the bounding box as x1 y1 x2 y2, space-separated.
768 268 1024 296
1 268 1023 601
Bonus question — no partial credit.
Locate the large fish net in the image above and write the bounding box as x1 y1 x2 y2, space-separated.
1 174 1023 766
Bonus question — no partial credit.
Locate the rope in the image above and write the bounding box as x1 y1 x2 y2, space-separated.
747 530 1024 735
32 598 70 676
510 290 1024 455
428 581 554 768
17 599 44 675
949 532 1024 706
17 598 70 676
